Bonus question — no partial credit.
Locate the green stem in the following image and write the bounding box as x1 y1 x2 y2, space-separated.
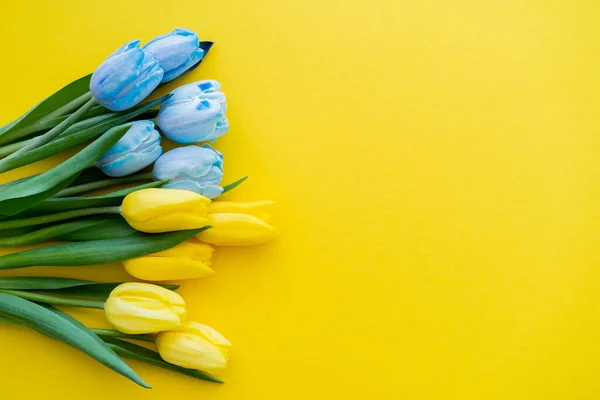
0 140 29 158
0 97 97 169
0 289 105 309
0 206 121 230
91 329 156 343
55 172 155 197
0 92 93 145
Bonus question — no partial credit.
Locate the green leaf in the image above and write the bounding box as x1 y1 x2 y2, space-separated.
67 167 111 187
0 74 92 144
0 276 98 290
56 216 138 241
0 124 131 217
0 227 209 269
41 283 179 300
222 176 248 193
0 277 178 300
0 172 82 218
0 95 169 174
104 337 223 384
25 181 164 215
0 218 108 246
0 294 150 388
0 226 37 238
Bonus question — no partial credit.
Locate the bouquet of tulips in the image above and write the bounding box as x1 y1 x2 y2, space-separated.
0 28 277 388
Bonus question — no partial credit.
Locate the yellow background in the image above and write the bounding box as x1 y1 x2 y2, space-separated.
1 0 599 398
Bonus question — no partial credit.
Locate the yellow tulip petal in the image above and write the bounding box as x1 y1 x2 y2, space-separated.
208 200 275 222
126 212 210 233
197 213 278 246
122 189 210 221
104 283 187 334
151 239 214 261
122 188 211 232
157 321 231 373
124 257 215 281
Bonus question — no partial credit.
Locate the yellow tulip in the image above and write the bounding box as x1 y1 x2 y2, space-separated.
123 239 215 281
156 322 231 374
207 200 275 221
196 201 278 246
104 282 187 334
121 188 211 233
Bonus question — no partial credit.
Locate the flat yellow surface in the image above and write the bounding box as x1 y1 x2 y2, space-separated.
1 0 599 399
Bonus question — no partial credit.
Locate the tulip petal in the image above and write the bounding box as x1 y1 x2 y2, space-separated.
144 29 199 73
91 48 145 103
122 188 210 221
197 213 278 246
207 201 275 221
104 283 187 334
162 48 205 83
156 322 231 374
97 121 163 177
157 99 224 144
107 63 164 111
124 257 214 281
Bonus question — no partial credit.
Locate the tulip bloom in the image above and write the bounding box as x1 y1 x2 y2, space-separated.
143 28 204 83
96 121 162 177
104 283 187 334
157 322 231 374
196 201 277 246
90 40 164 111
123 239 214 281
121 188 210 233
153 145 224 198
156 80 228 144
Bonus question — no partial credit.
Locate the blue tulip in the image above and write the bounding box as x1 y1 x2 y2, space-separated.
96 121 163 177
153 144 224 198
156 80 228 144
90 40 164 111
143 28 205 83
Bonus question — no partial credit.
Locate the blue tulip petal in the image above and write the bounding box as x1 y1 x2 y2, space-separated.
144 32 199 72
99 121 155 160
153 145 224 197
162 80 222 105
99 144 162 177
206 116 229 142
109 40 141 58
153 146 223 181
162 48 205 83
97 121 162 177
107 63 163 111
90 48 145 103
157 98 224 143
162 181 224 199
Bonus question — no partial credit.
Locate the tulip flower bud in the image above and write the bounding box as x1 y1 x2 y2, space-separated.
156 80 228 144
143 28 205 83
121 188 210 233
157 322 231 374
96 121 162 177
123 239 214 281
104 282 187 334
153 145 224 199
90 40 164 111
196 201 277 246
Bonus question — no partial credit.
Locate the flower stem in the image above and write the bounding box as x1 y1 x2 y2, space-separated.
0 92 93 146
0 96 97 169
0 289 105 309
91 328 156 343
0 206 121 230
0 140 30 158
55 172 155 198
